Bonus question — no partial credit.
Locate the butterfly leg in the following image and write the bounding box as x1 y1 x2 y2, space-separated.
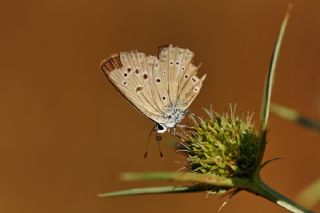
144 125 164 158
169 127 192 155
169 127 186 142
156 132 162 141
144 124 156 159
156 132 164 158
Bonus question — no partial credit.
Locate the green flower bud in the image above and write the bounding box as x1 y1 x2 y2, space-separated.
180 107 261 179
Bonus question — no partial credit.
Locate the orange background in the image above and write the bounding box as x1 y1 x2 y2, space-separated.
0 0 319 212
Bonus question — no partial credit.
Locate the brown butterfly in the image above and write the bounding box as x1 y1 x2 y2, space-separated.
101 44 206 141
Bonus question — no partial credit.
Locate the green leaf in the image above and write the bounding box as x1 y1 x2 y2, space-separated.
98 185 202 197
255 5 293 174
120 172 248 188
259 4 292 133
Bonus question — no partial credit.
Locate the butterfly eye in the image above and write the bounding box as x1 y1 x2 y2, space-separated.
127 68 132 73
175 61 180 65
143 73 148 79
181 67 185 71
135 69 140 74
122 81 127 85
162 96 166 100
169 60 174 65
157 124 164 130
184 74 189 79
123 73 128 77
156 123 167 133
156 78 161 83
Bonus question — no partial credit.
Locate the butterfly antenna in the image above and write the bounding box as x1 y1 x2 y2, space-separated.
144 125 156 159
156 133 164 159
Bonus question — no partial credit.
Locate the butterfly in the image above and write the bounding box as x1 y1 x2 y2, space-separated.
100 44 206 137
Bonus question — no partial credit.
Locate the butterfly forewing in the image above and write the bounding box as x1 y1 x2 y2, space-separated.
101 53 164 123
128 52 157 109
136 52 162 113
149 56 170 116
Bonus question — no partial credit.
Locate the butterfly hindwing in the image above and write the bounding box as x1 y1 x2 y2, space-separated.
177 74 206 110
157 45 205 110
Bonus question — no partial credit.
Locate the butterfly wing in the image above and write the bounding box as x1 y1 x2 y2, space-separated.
101 51 169 125
158 45 206 111
101 45 206 129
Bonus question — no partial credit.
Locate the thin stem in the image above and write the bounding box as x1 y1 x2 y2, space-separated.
98 185 204 197
256 4 292 175
259 4 292 132
102 171 314 212
246 179 314 213
121 172 249 188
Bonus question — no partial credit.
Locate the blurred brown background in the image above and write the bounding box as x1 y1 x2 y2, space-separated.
0 0 319 212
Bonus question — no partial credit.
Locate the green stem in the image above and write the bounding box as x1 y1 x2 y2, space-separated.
102 171 314 212
121 172 248 188
98 185 203 197
254 130 267 176
256 4 292 173
246 178 314 213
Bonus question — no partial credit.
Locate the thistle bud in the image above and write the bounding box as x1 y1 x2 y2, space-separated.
180 107 261 178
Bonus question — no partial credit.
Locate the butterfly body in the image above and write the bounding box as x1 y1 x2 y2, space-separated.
101 45 205 134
